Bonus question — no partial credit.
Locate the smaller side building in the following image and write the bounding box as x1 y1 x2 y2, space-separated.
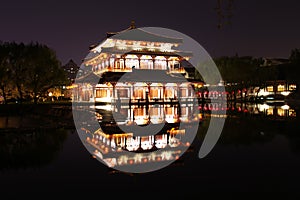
62 59 80 84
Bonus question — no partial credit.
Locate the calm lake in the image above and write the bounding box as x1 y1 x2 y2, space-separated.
1 102 300 197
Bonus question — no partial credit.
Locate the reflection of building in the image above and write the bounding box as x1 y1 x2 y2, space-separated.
224 102 297 119
74 21 204 104
81 103 201 168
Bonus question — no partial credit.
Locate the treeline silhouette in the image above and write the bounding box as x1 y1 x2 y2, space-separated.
0 41 69 104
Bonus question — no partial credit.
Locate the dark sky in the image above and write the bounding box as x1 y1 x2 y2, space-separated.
1 0 300 66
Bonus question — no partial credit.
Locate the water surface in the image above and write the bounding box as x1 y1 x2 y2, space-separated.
1 102 300 197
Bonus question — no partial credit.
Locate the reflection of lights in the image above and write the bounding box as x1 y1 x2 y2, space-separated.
281 104 290 110
169 137 180 147
165 116 178 123
150 117 163 124
94 151 103 159
128 159 134 165
258 90 270 96
134 118 148 125
161 151 173 160
169 128 185 135
94 105 112 111
141 141 152 150
281 91 290 96
156 156 162 161
260 104 270 111
126 137 140 151
277 108 285 117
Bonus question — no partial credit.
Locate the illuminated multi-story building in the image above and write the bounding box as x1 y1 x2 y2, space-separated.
74 21 203 104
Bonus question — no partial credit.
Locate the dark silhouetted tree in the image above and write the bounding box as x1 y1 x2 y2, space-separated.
289 48 300 64
24 42 68 104
0 42 13 104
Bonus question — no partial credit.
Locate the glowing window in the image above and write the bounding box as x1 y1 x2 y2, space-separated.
165 107 174 115
96 89 107 98
140 42 147 46
267 108 273 115
181 88 188 97
164 88 174 98
277 108 285 117
150 107 159 116
133 88 145 99
134 108 146 116
110 58 115 68
125 58 139 69
277 84 285 92
140 59 153 69
267 86 273 92
150 88 159 98
289 84 297 91
154 60 167 70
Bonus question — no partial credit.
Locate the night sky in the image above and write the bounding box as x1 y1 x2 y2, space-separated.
1 0 300 66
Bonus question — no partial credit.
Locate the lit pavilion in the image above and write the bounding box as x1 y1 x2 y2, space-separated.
75 21 204 104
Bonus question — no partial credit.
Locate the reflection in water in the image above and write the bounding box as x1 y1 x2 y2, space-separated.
78 103 201 171
200 102 297 119
0 128 69 170
1 102 300 195
198 102 300 154
77 101 300 171
0 102 299 172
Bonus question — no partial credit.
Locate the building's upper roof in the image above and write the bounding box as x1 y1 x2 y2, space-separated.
109 28 183 44
62 59 79 70
75 71 100 83
106 20 183 44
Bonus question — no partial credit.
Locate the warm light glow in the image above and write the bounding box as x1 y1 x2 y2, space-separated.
289 84 297 90
277 84 285 92
281 91 290 96
154 56 166 62
259 104 270 111
134 82 148 87
94 105 113 111
125 54 138 59
258 90 270 96
281 104 290 110
165 83 177 87
140 55 152 59
266 86 273 92
66 84 77 89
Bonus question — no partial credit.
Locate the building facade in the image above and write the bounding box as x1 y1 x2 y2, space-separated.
74 21 203 105
62 59 80 84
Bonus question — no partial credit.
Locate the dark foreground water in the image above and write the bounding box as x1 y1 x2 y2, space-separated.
1 102 300 198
